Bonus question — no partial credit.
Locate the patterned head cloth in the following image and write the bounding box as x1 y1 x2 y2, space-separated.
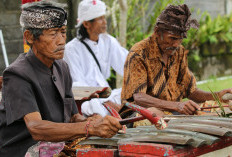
76 0 106 28
20 0 67 29
156 4 199 38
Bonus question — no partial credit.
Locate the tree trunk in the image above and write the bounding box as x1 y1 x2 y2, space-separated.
117 0 128 88
118 0 127 47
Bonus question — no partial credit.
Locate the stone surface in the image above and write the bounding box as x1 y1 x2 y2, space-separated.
5 0 21 11
2 26 23 40
0 13 19 26
185 0 225 19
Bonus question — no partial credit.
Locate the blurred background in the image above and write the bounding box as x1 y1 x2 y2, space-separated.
1 0 232 89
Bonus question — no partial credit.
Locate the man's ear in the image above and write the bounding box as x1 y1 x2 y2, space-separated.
24 30 34 45
83 21 90 29
154 27 160 35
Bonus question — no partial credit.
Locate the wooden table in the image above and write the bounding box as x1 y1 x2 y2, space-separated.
72 86 110 101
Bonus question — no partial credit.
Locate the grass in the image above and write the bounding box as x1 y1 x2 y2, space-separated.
197 77 232 91
183 77 232 102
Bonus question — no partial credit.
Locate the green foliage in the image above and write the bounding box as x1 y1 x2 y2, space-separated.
209 88 232 118
182 11 232 73
183 11 232 56
107 68 116 89
197 77 232 92
106 0 184 49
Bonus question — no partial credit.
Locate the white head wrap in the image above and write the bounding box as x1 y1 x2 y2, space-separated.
76 0 106 28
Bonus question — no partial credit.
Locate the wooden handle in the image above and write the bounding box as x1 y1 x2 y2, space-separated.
200 105 229 110
119 116 145 125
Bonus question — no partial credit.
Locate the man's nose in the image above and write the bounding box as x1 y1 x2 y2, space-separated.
173 39 182 47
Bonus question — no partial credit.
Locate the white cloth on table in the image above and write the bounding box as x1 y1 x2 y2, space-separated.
81 88 122 117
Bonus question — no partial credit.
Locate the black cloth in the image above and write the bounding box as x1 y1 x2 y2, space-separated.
0 50 78 157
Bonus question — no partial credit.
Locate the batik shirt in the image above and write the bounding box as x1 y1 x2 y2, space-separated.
121 33 196 104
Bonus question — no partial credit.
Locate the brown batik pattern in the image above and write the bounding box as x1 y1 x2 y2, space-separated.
121 33 196 105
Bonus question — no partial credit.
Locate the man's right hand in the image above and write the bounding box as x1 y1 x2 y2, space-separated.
176 100 200 115
88 114 122 138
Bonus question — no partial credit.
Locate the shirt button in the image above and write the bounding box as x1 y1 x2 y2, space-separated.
52 75 57 82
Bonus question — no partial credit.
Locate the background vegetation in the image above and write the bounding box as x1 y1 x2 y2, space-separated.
197 78 232 91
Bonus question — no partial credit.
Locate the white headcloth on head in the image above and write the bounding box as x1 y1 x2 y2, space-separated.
76 0 106 28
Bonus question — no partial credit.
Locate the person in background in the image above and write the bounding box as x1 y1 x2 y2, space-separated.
64 0 128 117
0 1 122 156
121 4 232 117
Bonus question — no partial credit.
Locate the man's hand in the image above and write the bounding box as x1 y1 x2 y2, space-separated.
88 114 122 138
217 88 232 102
70 113 86 123
176 100 200 115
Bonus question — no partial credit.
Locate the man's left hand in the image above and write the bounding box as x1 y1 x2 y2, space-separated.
217 88 232 102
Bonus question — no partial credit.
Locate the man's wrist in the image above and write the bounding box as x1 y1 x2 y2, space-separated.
174 102 181 112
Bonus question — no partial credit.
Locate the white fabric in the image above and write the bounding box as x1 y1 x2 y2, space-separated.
81 88 122 117
64 33 128 87
64 33 128 117
76 0 106 27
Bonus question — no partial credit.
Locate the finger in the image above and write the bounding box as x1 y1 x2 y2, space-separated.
186 102 198 114
107 130 117 138
183 106 192 115
90 93 99 98
101 128 116 138
186 103 196 112
100 116 118 133
106 116 122 130
189 100 200 110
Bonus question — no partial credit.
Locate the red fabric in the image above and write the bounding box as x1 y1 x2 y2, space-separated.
22 0 40 4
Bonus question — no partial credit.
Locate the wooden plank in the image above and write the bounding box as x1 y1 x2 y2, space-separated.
118 142 176 156
72 86 110 100
118 134 194 146
164 115 232 123
168 123 232 136
155 128 220 146
118 137 232 156
168 119 232 129
76 148 117 157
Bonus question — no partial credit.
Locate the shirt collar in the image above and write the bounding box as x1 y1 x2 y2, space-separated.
148 33 163 61
85 37 99 46
26 49 52 75
149 33 177 64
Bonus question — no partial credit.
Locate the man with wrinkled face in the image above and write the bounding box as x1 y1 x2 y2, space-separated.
121 4 232 117
0 1 122 156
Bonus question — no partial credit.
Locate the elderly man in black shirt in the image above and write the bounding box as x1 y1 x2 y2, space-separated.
0 1 122 157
